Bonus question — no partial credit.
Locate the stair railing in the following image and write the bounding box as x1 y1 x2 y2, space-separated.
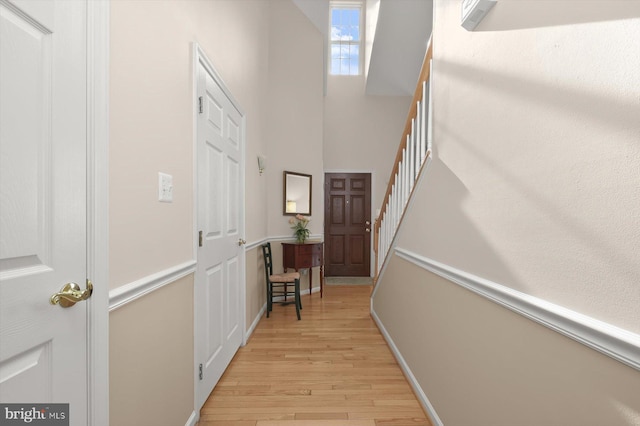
373 36 433 282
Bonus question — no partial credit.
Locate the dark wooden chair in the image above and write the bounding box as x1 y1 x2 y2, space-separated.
261 242 302 320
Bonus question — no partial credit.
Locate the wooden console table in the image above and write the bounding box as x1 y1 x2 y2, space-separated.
282 241 324 298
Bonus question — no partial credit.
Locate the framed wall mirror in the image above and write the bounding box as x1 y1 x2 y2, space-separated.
283 171 312 216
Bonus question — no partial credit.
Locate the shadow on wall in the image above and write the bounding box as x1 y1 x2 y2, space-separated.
406 158 524 291
442 120 640 284
434 60 640 285
477 0 640 31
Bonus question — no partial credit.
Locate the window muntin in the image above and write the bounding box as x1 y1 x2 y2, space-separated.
330 4 362 76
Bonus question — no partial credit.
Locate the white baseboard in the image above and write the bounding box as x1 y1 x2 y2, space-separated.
394 247 640 372
184 410 198 426
265 285 320 301
370 308 444 426
246 303 267 344
302 286 321 296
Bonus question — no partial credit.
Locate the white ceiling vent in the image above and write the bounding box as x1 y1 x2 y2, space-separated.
461 0 496 31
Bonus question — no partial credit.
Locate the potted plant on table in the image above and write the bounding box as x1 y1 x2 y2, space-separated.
289 214 310 243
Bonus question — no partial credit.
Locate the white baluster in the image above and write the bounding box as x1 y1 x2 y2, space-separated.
410 118 416 192
415 101 421 182
394 172 399 227
395 171 401 226
426 62 433 153
391 181 396 232
421 80 427 161
400 150 406 208
407 146 412 203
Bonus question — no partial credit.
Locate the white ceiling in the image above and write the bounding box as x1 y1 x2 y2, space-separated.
293 0 433 96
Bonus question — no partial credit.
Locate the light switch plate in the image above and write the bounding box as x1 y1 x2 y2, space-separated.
158 172 173 202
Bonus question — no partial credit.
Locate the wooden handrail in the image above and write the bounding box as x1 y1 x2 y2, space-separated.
373 36 433 278
375 37 432 233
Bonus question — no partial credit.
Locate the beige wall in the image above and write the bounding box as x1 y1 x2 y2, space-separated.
373 0 640 424
375 257 640 425
246 246 266 328
109 0 325 424
110 275 194 426
110 0 271 289
109 1 271 422
265 0 325 238
323 75 411 212
399 0 640 332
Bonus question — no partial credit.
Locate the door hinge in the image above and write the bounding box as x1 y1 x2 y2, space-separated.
198 96 203 114
198 230 203 247
199 363 203 380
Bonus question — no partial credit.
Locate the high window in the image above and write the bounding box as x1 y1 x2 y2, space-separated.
330 2 362 75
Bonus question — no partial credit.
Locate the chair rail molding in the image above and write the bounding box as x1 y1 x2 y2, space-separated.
245 237 270 251
108 260 197 311
246 235 324 251
394 247 640 371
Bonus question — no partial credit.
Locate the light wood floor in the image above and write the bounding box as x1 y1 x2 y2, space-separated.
198 285 431 426
198 285 432 426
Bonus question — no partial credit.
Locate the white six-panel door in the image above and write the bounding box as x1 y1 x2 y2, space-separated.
0 0 89 423
195 49 245 410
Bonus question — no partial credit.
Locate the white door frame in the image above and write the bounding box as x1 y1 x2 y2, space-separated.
87 1 110 425
192 42 247 414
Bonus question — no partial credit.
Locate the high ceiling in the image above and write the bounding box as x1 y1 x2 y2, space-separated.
293 0 433 96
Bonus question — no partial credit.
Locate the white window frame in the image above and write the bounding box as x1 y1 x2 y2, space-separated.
329 0 364 76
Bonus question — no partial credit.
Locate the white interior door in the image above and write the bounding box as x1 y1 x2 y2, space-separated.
0 0 89 423
195 49 245 410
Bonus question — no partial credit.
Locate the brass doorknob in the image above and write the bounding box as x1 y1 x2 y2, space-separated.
50 280 93 308
238 238 246 246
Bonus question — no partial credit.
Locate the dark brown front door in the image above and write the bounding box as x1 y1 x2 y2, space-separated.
324 173 371 276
